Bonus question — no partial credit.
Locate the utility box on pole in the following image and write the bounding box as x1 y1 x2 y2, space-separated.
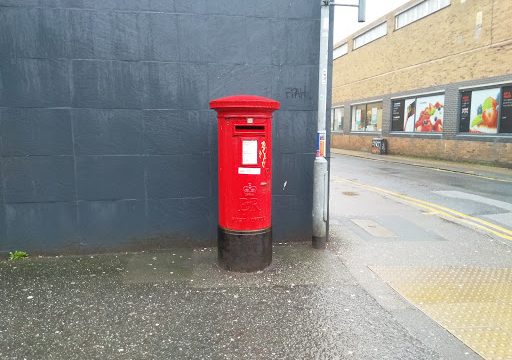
210 95 280 272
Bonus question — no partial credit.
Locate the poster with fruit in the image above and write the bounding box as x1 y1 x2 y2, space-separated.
470 88 500 134
414 95 444 133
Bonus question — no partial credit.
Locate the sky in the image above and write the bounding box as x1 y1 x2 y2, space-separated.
333 0 411 45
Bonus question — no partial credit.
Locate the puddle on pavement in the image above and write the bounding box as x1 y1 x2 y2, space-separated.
122 248 195 283
122 244 354 288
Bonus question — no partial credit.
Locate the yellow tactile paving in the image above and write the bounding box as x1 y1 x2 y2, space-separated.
371 266 512 360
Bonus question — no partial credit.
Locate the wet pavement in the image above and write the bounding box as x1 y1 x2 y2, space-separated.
0 245 438 359
330 149 512 180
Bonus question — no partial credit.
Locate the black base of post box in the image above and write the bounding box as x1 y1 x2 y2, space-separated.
218 227 272 272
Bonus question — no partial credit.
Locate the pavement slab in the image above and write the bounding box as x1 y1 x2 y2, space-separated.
0 245 438 360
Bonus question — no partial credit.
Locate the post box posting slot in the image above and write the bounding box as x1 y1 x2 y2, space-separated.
233 124 266 135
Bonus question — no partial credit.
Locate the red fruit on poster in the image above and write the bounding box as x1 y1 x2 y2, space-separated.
482 108 497 128
434 119 443 132
421 120 433 132
415 113 433 132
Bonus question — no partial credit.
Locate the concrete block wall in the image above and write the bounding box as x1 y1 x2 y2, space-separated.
0 0 322 253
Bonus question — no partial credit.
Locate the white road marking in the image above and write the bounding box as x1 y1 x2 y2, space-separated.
433 190 512 212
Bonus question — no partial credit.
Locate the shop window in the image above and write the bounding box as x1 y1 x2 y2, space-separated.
395 0 451 30
459 85 512 134
331 106 344 132
391 93 444 133
351 102 382 132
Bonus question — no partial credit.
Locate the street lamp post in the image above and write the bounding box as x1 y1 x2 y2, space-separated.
312 0 365 249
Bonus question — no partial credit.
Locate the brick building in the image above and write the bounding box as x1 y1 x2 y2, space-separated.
331 0 512 167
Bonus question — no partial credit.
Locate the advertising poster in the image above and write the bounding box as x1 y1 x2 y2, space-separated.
459 91 472 132
391 100 404 131
499 86 512 133
414 94 444 133
403 99 416 132
470 87 500 134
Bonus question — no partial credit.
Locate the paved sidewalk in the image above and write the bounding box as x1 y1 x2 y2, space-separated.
328 152 512 360
330 148 512 181
0 244 439 360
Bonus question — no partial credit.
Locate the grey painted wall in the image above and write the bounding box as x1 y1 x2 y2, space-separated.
0 0 323 253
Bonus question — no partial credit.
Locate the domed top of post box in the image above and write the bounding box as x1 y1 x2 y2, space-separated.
209 95 280 111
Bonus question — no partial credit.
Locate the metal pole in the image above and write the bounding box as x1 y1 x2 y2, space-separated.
312 0 330 249
312 0 365 249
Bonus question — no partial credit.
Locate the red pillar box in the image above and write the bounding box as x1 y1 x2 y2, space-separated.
210 95 280 272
